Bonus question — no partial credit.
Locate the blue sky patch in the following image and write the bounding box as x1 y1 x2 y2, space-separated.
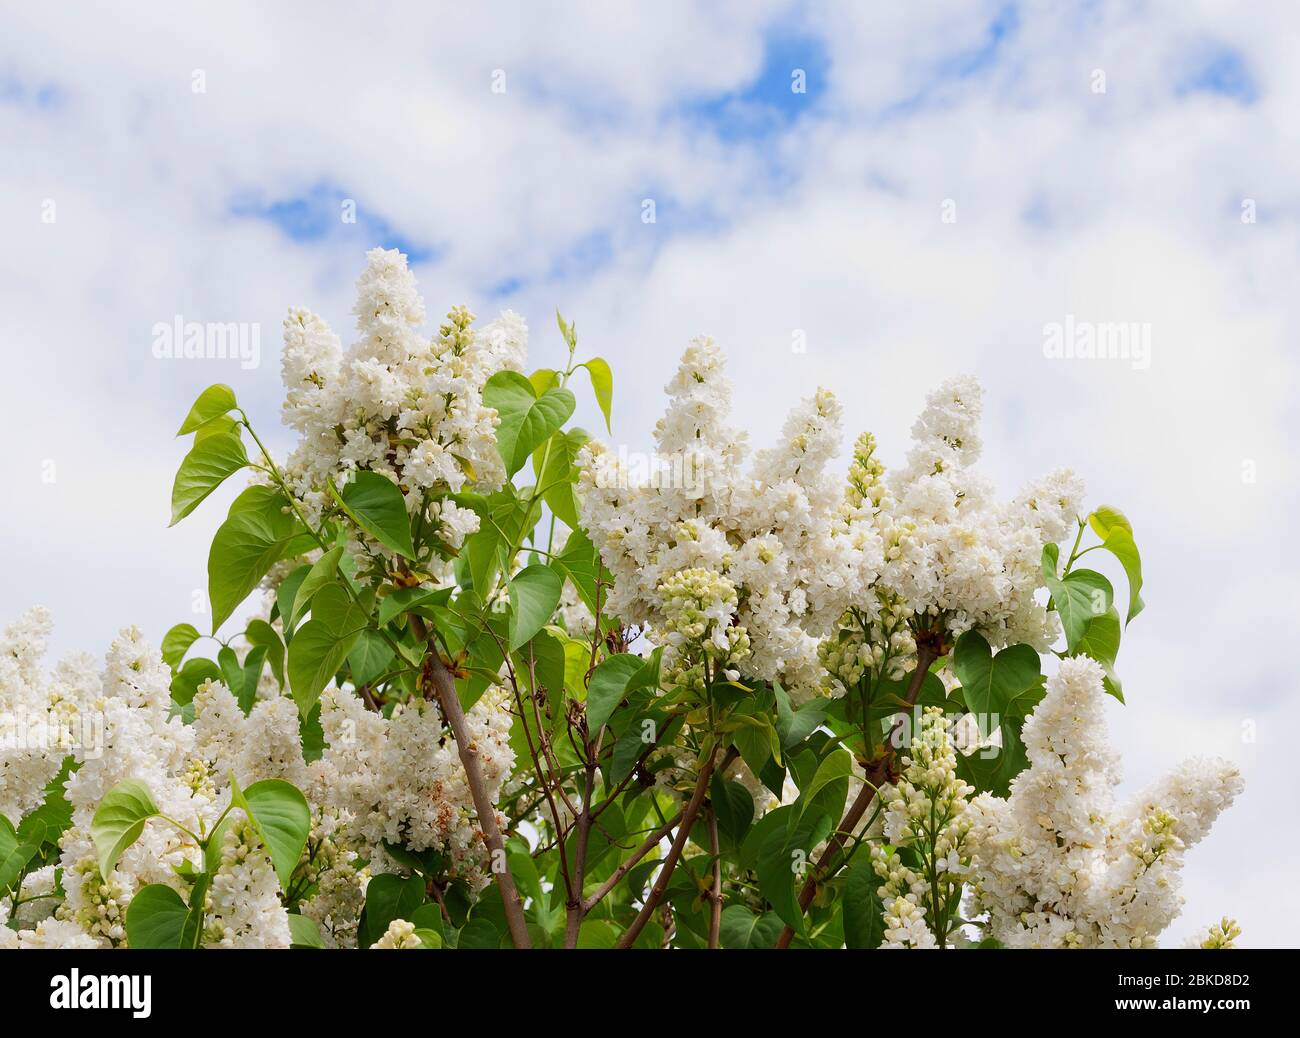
684 29 828 142
1177 45 1257 103
228 182 439 262
0 71 64 110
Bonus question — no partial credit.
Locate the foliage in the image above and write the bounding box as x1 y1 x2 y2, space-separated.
0 250 1240 950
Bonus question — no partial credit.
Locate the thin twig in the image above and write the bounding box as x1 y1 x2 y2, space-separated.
773 641 941 949
707 807 723 949
615 745 735 949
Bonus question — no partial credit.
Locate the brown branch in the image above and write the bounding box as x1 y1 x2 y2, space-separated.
615 744 734 949
707 807 723 949
563 730 602 949
579 809 685 913
421 643 533 949
773 640 942 949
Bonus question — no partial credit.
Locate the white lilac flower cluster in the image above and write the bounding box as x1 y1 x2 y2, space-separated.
964 656 1243 948
312 683 515 889
580 344 1086 705
278 248 527 567
0 611 512 949
0 607 88 823
372 918 422 949
0 619 294 949
818 433 916 692
877 377 1086 652
872 706 975 948
578 338 883 701
1190 917 1242 949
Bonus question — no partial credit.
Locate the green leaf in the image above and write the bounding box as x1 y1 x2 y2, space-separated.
125 883 191 948
306 581 368 637
288 913 325 949
299 705 326 763
333 471 415 559
952 632 1043 721
377 586 451 627
1041 545 1114 652
508 564 563 650
288 546 345 629
0 815 44 896
1088 507 1145 624
208 501 311 631
170 431 248 525
18 758 74 852
556 310 577 350
459 488 529 596
532 428 589 530
348 630 396 686
170 657 221 707
276 565 310 638
91 779 160 878
161 623 201 670
774 684 830 750
245 618 285 688
579 358 613 433
238 645 268 713
585 653 643 732
797 749 851 824
226 484 283 516
515 630 567 729
719 905 783 949
230 778 311 890
408 901 447 941
194 414 238 442
177 384 238 435
734 719 774 778
710 776 755 848
553 525 600 615
1074 606 1125 702
757 810 832 931
218 644 244 701
959 719 1029 798
843 854 885 949
576 919 620 949
483 370 576 477
528 368 559 395
288 619 362 718
359 873 426 948
952 632 1043 797
287 585 369 718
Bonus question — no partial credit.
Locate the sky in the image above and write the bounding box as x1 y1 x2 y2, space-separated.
2 0 1297 945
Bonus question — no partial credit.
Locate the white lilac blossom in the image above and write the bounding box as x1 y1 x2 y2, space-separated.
0 607 88 822
578 338 882 701
878 377 1087 651
372 918 422 949
313 684 515 889
965 656 1243 948
1 614 359 949
1190 917 1242 949
204 814 292 949
872 706 975 948
277 248 527 569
